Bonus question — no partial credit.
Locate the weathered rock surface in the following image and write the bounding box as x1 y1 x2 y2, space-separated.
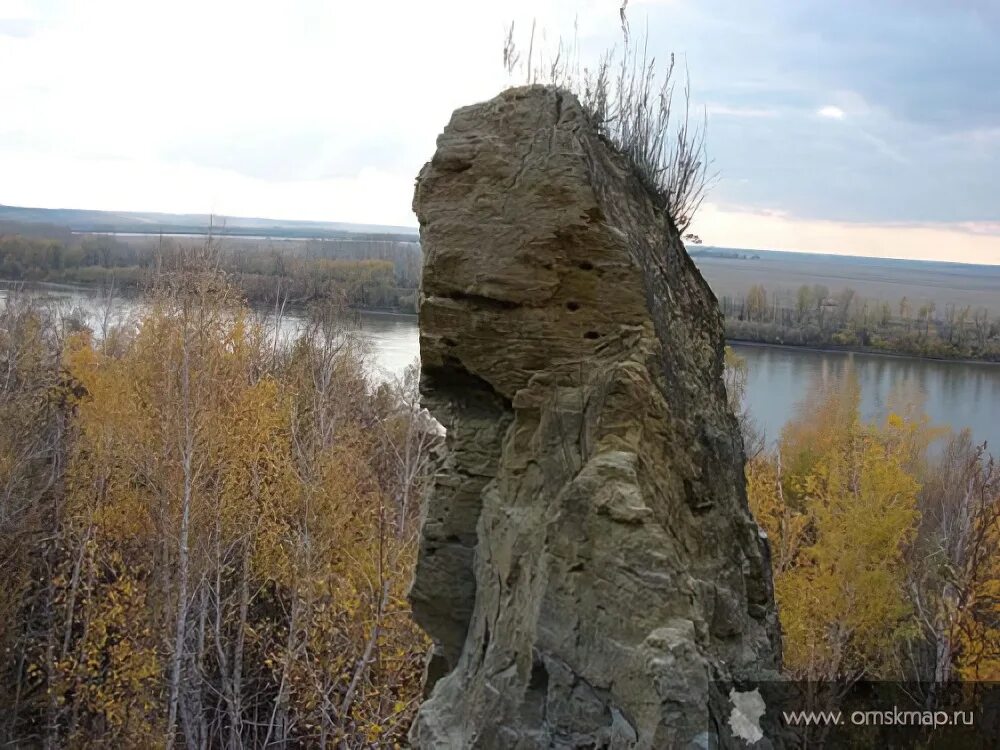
408 85 781 749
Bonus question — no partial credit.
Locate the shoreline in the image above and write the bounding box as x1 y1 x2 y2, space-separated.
6 280 998 367
352 306 417 319
726 338 1000 367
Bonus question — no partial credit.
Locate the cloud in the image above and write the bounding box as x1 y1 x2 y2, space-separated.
0 148 418 226
958 222 1000 236
0 19 37 36
0 0 35 19
706 104 779 118
0 0 997 263
0 0 41 36
855 129 909 165
752 1 1000 133
646 0 998 221
692 201 1000 265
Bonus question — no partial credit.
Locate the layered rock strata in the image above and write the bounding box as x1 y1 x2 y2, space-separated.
408 85 780 749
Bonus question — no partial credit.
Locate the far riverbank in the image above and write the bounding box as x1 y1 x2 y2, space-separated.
6 279 1000 367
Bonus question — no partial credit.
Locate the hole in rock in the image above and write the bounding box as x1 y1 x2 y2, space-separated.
528 659 549 694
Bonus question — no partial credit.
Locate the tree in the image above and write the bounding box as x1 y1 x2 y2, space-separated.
746 284 768 323
835 287 856 326
908 436 1000 683
795 285 813 324
899 296 911 321
724 347 763 459
1 251 432 747
973 308 990 350
918 302 936 339
748 376 922 682
0 293 74 745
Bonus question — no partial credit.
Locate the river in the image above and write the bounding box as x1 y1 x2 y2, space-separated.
7 283 999 451
352 315 1000 451
731 342 1000 449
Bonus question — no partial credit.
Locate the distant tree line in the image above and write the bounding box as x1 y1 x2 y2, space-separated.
8 230 1000 361
721 283 1000 361
0 234 422 312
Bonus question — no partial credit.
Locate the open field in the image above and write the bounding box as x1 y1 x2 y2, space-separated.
694 249 1000 314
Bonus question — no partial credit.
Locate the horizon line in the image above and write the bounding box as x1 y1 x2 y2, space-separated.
3 201 1000 269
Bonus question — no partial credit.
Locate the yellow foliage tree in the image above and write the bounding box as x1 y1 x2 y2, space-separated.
947 451 1000 681
9 265 432 747
956 517 1000 680
748 375 922 681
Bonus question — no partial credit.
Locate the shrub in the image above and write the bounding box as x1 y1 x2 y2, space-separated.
503 10 713 233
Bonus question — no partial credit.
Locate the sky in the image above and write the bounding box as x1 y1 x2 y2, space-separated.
1 0 999 263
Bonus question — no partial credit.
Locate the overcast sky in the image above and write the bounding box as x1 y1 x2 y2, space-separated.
2 0 998 262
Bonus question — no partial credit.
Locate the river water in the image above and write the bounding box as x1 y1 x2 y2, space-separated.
7 283 999 451
731 342 1000 449
353 316 1000 451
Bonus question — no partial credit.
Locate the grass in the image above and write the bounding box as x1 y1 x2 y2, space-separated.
503 10 713 233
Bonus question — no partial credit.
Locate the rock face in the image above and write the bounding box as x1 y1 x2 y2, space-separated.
408 86 780 749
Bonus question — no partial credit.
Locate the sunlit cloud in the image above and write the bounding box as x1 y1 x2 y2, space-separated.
0 0 35 20
817 105 846 120
691 202 1000 265
0 0 38 35
958 221 1000 236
